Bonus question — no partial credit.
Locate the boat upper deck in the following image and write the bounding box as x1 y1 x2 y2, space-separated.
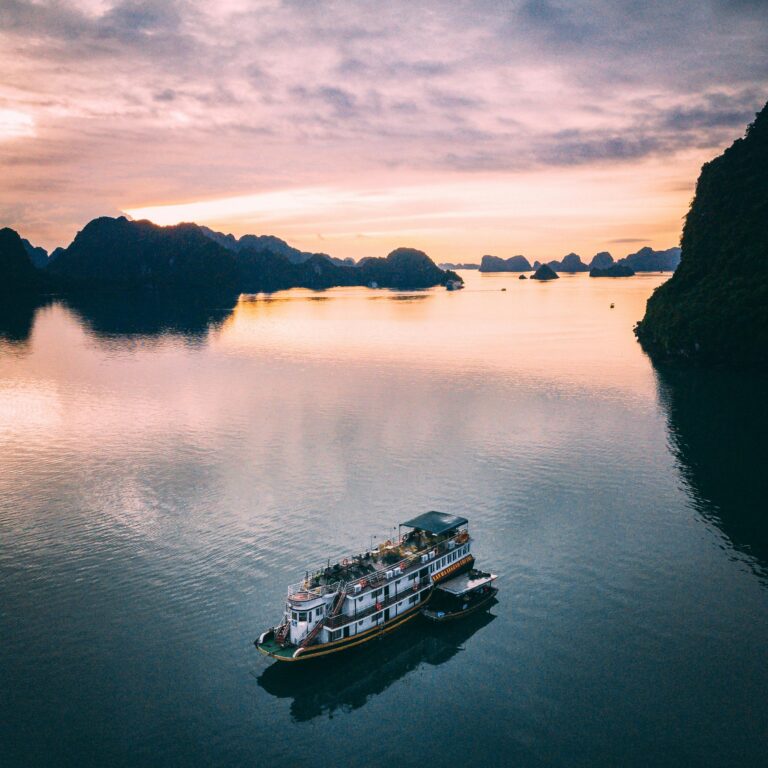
287 516 470 600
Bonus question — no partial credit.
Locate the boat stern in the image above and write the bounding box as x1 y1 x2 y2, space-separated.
254 629 299 661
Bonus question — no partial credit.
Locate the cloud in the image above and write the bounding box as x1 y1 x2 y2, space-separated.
0 0 766 252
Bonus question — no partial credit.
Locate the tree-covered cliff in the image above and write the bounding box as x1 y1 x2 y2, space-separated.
635 102 768 368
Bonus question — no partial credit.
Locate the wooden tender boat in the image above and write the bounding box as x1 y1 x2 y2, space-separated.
420 569 498 622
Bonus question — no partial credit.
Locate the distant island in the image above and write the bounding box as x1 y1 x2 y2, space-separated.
479 254 532 272
439 262 480 270
548 253 590 273
590 264 635 278
635 100 768 369
531 263 558 281
477 247 680 275
0 217 461 300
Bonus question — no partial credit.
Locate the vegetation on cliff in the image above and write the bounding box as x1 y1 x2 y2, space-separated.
635 102 768 368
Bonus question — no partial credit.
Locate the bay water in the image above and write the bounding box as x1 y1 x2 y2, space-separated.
1 271 766 767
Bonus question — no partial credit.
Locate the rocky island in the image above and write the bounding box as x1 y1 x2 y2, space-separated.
635 101 768 368
551 253 590 273
590 264 635 277
531 263 559 281
479 254 532 272
621 246 681 272
589 252 615 270
2 217 460 300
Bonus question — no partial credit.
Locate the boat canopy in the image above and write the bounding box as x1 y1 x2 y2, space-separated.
400 511 468 536
436 571 497 597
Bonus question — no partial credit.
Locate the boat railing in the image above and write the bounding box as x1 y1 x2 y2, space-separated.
287 580 341 599
343 529 470 593
286 528 470 601
323 577 432 629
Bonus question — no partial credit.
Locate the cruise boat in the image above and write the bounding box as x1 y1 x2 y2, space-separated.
255 512 475 662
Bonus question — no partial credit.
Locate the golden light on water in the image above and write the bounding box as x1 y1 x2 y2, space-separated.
212 271 669 396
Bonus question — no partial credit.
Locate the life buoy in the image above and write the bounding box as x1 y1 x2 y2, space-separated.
360 579 367 589
375 601 382 610
342 558 349 567
412 584 418 592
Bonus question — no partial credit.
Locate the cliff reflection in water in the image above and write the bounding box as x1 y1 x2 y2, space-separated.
0 292 236 349
0 297 48 349
257 609 497 722
62 291 236 341
656 365 768 578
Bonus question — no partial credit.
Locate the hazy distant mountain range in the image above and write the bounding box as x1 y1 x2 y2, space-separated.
198 226 355 267
0 217 459 298
478 247 681 274
438 262 481 270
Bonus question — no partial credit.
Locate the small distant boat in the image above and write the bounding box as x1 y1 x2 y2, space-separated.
421 569 498 622
610 303 615 308
446 279 464 291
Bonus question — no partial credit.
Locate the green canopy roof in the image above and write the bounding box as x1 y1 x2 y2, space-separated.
400 511 468 535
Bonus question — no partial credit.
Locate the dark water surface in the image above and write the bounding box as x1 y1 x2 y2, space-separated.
1 272 766 767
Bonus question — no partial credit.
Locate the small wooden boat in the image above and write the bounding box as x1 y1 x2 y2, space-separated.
420 569 498 622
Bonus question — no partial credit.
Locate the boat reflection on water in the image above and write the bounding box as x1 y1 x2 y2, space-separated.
655 364 768 580
256 606 497 722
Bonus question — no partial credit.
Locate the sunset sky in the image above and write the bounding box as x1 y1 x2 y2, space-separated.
1 0 766 261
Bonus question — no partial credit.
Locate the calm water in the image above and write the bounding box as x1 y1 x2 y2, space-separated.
1 271 767 767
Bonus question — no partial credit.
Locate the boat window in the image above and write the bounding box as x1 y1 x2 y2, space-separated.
316 607 323 617
299 612 307 621
358 620 364 626
291 612 297 621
